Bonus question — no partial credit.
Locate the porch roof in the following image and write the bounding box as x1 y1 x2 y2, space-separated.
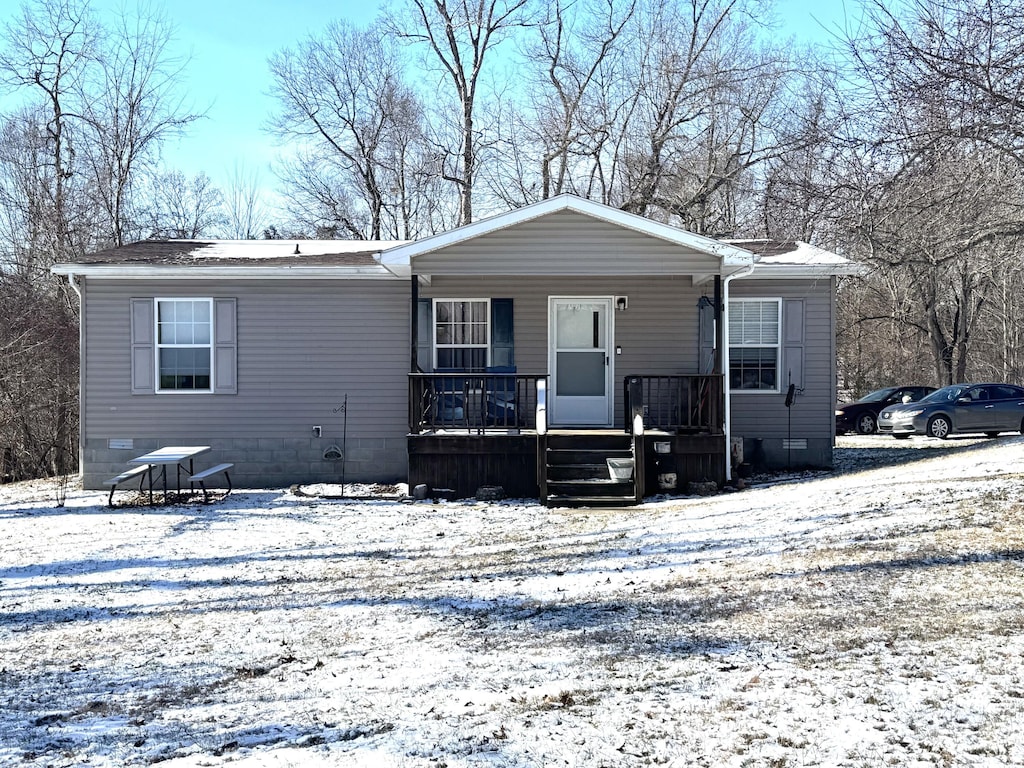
380 195 756 278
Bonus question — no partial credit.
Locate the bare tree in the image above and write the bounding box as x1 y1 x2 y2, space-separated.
527 0 636 200
0 0 206 484
223 162 268 239
80 3 201 246
823 0 1024 386
859 0 1024 160
143 169 224 238
387 0 530 225
276 150 370 239
0 107 61 278
0 274 78 482
0 0 97 272
611 0 796 234
269 19 437 239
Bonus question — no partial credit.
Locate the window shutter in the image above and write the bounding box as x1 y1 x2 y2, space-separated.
214 298 237 394
697 298 715 374
416 299 433 371
130 298 155 394
783 298 804 390
490 298 514 368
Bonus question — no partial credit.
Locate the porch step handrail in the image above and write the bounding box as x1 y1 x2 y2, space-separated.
536 378 547 436
627 376 645 503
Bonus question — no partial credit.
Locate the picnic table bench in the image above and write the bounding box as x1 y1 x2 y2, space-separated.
103 464 152 507
188 462 233 503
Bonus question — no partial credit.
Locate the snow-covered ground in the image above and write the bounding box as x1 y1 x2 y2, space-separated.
2 434 1023 767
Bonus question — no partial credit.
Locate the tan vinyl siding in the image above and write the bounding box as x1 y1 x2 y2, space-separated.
81 278 410 487
414 211 723 275
422 275 707 426
728 278 836 462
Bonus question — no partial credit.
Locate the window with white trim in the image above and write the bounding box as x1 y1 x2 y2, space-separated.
434 298 489 369
156 298 212 391
729 298 781 392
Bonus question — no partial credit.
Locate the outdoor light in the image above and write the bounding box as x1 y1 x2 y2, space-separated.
616 296 628 311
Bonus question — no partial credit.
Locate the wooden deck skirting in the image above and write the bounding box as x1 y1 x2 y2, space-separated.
407 431 726 500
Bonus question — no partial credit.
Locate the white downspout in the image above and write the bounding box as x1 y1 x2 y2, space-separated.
67 272 85 482
721 264 754 483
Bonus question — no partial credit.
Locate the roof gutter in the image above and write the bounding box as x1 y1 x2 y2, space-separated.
721 263 755 484
50 264 399 280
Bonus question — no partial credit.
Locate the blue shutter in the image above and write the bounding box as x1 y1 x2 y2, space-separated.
490 299 514 368
416 299 432 372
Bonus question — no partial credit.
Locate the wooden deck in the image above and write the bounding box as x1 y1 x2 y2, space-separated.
407 429 725 501
407 373 726 501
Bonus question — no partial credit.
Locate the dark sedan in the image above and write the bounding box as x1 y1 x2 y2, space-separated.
877 383 1024 439
835 385 936 434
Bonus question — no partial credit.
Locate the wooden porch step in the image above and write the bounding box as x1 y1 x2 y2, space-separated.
546 494 639 509
546 449 632 466
546 478 634 496
540 430 639 508
545 432 632 450
546 463 612 481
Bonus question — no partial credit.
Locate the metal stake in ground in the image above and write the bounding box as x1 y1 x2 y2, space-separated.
334 394 348 496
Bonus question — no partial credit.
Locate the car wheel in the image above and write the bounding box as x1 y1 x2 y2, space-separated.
927 415 951 439
985 432 1000 439
856 413 877 434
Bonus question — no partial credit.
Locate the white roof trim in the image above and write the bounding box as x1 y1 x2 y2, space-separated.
747 263 864 279
380 194 754 268
51 264 401 280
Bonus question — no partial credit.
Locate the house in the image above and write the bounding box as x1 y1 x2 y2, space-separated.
52 195 857 505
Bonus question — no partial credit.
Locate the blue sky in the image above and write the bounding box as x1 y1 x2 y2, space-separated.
162 0 852 186
3 0 854 209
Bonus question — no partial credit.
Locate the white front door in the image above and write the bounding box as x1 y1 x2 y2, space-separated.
549 297 614 426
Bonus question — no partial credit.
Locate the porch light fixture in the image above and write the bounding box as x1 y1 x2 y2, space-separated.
615 296 628 311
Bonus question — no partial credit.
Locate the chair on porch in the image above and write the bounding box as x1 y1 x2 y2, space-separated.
484 365 518 427
431 368 467 426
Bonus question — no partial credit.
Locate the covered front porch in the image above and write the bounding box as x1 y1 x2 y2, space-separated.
382 196 753 504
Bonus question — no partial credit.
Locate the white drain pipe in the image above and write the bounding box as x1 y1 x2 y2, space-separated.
721 264 754 483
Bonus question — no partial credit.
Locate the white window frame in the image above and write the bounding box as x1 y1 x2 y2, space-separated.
433 298 490 370
728 298 782 394
155 297 214 394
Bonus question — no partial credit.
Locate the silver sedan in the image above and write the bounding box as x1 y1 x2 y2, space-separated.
877 383 1024 439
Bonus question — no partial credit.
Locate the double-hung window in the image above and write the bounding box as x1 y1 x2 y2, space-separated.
434 299 489 370
729 298 781 392
156 298 213 391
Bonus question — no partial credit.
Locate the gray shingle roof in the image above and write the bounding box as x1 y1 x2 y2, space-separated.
74 239 390 267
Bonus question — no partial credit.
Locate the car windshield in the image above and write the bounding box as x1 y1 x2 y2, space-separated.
920 385 966 403
858 388 896 403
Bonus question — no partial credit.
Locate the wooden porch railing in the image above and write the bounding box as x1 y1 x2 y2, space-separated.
410 372 547 433
623 374 724 434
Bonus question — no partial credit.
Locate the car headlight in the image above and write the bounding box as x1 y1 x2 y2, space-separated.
835 410 845 417
903 408 924 417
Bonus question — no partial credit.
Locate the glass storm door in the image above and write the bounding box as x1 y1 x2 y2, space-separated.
549 297 613 426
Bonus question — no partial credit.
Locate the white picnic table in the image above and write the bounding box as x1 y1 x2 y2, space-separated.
128 446 211 504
